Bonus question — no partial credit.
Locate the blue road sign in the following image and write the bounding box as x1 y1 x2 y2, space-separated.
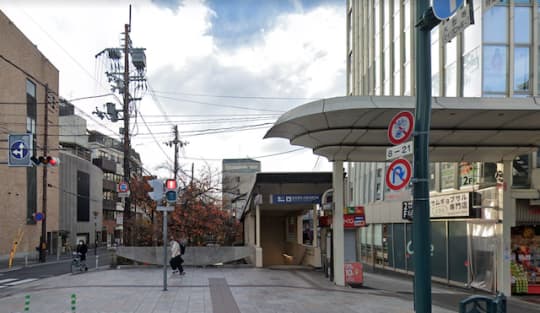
8 134 32 167
433 0 464 20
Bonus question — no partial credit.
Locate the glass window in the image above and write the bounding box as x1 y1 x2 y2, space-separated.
445 63 457 96
459 162 480 188
514 47 530 92
441 162 457 190
445 39 457 66
483 6 507 43
448 221 468 283
393 223 406 270
404 63 411 95
463 12 481 54
432 73 440 97
431 221 448 279
514 7 530 44
463 47 481 97
483 46 507 93
513 154 530 187
394 72 401 95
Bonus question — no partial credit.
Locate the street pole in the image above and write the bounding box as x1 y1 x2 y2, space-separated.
39 85 50 263
413 2 439 313
122 21 132 246
173 125 179 181
162 211 168 291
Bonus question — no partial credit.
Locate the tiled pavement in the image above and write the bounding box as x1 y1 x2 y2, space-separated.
0 265 534 313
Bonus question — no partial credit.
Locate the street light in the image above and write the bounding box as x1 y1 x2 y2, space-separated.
93 211 99 255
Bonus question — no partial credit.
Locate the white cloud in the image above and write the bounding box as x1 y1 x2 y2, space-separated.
2 0 344 176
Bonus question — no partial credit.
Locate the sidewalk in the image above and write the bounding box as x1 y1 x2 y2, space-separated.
0 265 537 313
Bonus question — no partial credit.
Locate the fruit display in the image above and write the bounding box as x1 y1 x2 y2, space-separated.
511 261 528 294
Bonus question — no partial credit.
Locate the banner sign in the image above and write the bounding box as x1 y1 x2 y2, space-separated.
344 214 366 228
271 194 320 204
430 192 481 218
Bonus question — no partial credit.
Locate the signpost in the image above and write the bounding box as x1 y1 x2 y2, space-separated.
157 205 174 291
386 141 414 160
432 0 465 20
441 0 474 43
8 134 32 167
385 158 412 191
387 111 415 145
117 182 130 198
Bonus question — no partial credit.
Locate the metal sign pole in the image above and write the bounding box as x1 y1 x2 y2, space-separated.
414 2 441 312
162 211 168 291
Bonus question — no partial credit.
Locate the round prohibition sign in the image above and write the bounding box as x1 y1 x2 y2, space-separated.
118 182 129 193
387 111 414 145
386 158 412 191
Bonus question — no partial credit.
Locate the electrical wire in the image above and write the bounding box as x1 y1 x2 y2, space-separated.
150 89 320 101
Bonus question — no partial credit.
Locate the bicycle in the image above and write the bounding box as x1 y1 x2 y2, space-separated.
71 252 88 274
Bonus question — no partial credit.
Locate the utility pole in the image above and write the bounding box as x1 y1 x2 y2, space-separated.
95 6 146 247
166 125 186 181
173 125 179 181
39 85 50 263
122 19 132 246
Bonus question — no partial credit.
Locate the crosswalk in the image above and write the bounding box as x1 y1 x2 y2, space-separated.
0 278 38 289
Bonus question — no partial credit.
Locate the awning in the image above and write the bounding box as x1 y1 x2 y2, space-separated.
264 96 540 162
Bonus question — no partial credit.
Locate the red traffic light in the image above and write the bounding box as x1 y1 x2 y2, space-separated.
38 156 58 166
165 179 177 190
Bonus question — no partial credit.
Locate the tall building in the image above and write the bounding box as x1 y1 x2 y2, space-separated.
222 159 261 218
88 130 143 246
347 1 540 295
0 10 60 259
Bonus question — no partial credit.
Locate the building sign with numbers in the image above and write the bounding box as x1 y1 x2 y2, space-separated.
386 141 413 160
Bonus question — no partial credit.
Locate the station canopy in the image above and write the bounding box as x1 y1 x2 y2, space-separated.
264 96 540 162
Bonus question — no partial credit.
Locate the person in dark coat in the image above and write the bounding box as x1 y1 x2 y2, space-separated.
76 240 88 261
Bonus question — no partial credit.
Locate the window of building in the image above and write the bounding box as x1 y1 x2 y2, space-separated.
513 154 530 187
483 6 508 95
459 162 480 188
77 171 90 222
483 46 508 93
26 79 37 224
440 162 457 190
445 39 457 96
463 47 481 97
514 47 530 92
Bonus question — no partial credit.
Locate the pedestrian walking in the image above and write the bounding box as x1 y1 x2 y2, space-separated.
169 236 184 275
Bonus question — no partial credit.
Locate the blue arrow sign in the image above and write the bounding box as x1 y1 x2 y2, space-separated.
8 134 32 167
433 0 464 20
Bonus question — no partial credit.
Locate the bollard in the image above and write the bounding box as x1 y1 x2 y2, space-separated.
24 295 30 312
71 293 76 313
95 255 99 269
24 255 28 267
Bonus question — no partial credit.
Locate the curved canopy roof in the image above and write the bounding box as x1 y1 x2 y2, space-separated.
264 96 540 162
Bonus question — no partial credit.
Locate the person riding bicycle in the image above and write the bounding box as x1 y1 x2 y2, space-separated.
76 240 88 263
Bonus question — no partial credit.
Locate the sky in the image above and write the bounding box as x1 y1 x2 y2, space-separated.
2 0 346 179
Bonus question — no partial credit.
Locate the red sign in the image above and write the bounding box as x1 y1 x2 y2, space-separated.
318 216 332 227
344 214 366 228
387 111 414 145
344 262 363 285
386 158 412 191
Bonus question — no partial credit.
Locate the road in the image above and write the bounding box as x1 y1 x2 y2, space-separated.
0 249 113 297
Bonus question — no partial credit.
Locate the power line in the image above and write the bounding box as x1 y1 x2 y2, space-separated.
150 89 320 101
150 94 286 113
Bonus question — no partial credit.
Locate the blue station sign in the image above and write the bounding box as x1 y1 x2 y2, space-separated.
271 194 321 204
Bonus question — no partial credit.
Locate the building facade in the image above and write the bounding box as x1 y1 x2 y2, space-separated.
59 100 103 250
0 10 60 260
347 1 540 295
88 130 143 246
222 158 261 218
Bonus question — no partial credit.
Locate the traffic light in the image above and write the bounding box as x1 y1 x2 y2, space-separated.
35 156 59 167
147 179 164 201
165 179 177 204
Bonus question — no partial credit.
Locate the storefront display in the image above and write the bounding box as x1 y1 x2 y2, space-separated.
511 225 540 294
